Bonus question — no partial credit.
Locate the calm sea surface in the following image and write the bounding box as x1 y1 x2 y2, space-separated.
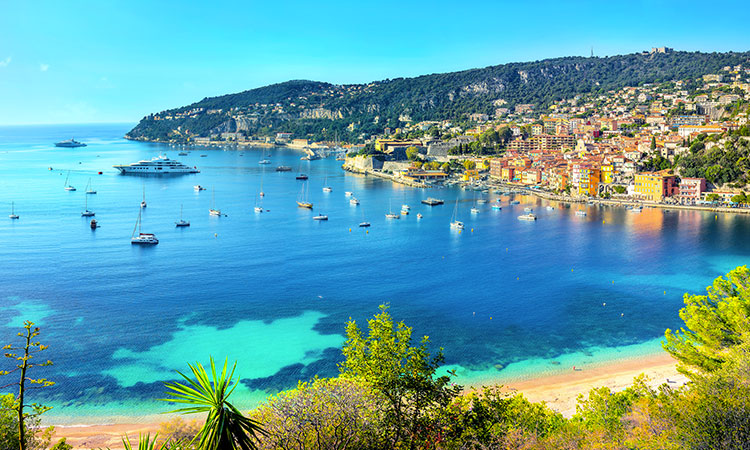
0 124 747 424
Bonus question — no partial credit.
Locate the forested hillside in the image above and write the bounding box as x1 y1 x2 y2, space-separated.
126 51 750 142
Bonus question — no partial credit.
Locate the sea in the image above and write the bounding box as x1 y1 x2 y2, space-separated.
0 123 746 424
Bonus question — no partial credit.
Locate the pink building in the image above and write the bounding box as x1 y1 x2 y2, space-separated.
678 178 707 202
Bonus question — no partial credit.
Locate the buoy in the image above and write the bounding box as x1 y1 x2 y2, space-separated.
603 302 606 306
516 276 519 280
473 312 475 315
471 228 473 232
214 233 218 237
603 220 605 224
490 317 493 320
612 280 615 284
571 268 574 272
506 248 508 252
349 228 351 232
621 313 624 317
366 230 369 234
664 291 666 295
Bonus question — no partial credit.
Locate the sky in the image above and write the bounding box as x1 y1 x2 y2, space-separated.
1 0 749 125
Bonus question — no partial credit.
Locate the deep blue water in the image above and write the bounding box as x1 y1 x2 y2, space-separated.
0 124 747 423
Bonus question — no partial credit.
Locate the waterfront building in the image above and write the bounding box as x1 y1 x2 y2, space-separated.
678 178 707 202
634 171 678 202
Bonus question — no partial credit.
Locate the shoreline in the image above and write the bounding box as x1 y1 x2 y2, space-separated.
49 351 684 449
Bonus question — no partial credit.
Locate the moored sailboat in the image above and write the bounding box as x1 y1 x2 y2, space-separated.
131 209 158 244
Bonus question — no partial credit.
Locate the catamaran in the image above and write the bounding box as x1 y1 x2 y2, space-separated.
385 200 400 219
131 209 158 244
9 201 19 219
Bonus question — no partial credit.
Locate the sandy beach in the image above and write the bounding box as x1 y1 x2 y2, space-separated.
50 353 685 449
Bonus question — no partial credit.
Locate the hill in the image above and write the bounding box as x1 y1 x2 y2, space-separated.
126 50 750 143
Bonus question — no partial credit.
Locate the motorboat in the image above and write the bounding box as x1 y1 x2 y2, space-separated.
385 213 400 219
194 185 206 191
296 174 308 180
470 207 480 214
276 166 292 172
518 214 537 221
345 191 354 197
350 198 360 205
90 219 98 229
421 198 444 206
55 138 86 148
313 214 328 220
575 210 587 216
416 213 423 219
323 187 332 193
524 207 533 212
113 155 199 174
254 206 263 213
359 222 371 227
401 204 410 210
492 204 502 210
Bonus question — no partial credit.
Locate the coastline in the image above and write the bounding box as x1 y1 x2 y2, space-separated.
50 352 685 449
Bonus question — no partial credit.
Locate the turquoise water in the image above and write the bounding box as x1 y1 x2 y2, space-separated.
0 124 747 424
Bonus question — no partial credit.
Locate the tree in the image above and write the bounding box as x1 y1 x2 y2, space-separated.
340 305 461 449
0 321 54 450
440 162 451 174
251 377 382 450
405 146 420 161
651 136 657 150
706 193 721 202
663 266 750 377
463 160 476 170
162 358 265 450
731 193 747 204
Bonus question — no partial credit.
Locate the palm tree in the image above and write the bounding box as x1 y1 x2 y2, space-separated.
162 357 264 450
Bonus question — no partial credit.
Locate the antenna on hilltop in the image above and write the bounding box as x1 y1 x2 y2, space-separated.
591 46 594 57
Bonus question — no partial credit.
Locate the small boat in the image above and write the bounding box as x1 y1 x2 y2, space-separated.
64 171 76 191
450 199 464 229
510 200 520 205
209 188 221 216
313 214 328 221
259 159 270 165
546 206 555 211
477 199 487 204
524 207 533 212
401 209 409 215
629 207 643 213
176 204 190 227
90 219 98 229
81 195 95 217
254 206 263 213
9 201 19 219
55 138 86 148
575 210 587 217
297 201 313 209
276 166 292 172
296 174 308 180
297 181 313 209
350 198 360 205
386 200 400 219
131 209 158 245
359 222 371 227
417 213 423 219
345 191 353 197
492 204 502 210
200 154 207 157
323 186 332 193
518 214 537 221
85 178 97 194
178 151 188 156
194 185 206 191
470 207 480 214
401 204 410 210
421 198 444 206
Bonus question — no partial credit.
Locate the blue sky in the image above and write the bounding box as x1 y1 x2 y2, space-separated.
1 0 749 125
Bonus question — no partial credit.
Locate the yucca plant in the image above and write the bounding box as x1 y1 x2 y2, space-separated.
162 357 264 450
105 433 187 450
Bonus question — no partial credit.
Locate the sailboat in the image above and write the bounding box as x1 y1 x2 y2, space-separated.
297 181 313 209
322 175 332 193
9 201 19 219
209 187 221 216
176 204 190 227
450 198 464 229
131 209 158 244
81 195 95 217
141 185 147 208
85 178 97 194
359 203 370 227
254 194 264 213
64 171 76 191
258 151 270 164
385 200 400 219
259 167 265 197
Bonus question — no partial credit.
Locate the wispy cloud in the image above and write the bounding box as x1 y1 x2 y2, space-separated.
40 63 49 72
0 57 11 67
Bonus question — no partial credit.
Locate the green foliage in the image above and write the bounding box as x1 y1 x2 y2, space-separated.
162 358 265 450
50 437 72 450
705 193 721 202
640 155 673 172
405 146 420 161
573 374 654 437
340 304 462 448
679 134 750 186
663 266 750 377
731 192 748 204
1 321 54 450
463 160 476 170
251 377 383 450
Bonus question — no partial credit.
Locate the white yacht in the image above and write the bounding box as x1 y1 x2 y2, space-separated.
313 214 328 220
518 214 537 221
350 197 360 205
131 210 158 244
575 210 587 216
450 220 465 229
113 156 200 174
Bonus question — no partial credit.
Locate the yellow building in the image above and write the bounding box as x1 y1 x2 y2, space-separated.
463 169 479 181
601 164 614 184
634 172 677 202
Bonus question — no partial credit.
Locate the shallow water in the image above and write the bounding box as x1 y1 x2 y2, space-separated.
0 124 746 423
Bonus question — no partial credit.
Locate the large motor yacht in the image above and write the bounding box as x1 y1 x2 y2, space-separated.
113 156 200 174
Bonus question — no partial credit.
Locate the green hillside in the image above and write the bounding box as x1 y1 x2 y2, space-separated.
126 51 750 142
